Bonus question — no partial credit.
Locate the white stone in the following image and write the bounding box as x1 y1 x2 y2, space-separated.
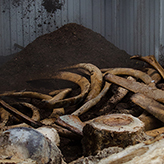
36 126 60 146
0 127 63 164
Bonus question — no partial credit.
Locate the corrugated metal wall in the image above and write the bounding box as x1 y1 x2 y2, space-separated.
0 0 164 63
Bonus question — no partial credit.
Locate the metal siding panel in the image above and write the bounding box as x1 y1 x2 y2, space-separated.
116 0 121 48
61 0 68 26
137 1 141 55
149 0 155 57
133 0 138 55
100 0 105 36
16 1 23 49
159 0 164 65
29 0 36 42
160 0 164 45
111 0 117 45
0 1 3 56
46 12 56 32
154 0 160 60
143 0 149 56
80 0 86 26
85 0 93 29
128 0 134 55
104 0 112 41
2 0 11 56
55 8 62 29
118 0 123 49
93 0 101 33
117 0 121 49
10 1 17 54
41 2 49 34
35 0 43 37
123 0 127 51
144 0 150 56
22 1 30 47
46 3 59 32
140 0 145 56
67 0 74 23
0 0 163 61
73 0 80 24
125 0 130 54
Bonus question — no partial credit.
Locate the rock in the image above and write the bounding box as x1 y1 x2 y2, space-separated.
0 127 63 164
36 126 60 146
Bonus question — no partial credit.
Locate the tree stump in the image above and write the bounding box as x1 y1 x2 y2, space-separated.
82 114 146 156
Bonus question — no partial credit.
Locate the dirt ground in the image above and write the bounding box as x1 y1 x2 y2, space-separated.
0 23 145 163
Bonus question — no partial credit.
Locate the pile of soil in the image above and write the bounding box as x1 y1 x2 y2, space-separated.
0 23 143 93
0 23 144 163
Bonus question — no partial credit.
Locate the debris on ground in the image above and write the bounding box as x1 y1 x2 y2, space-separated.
0 23 164 163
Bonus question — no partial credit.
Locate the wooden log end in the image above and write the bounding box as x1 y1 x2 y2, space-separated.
82 114 146 156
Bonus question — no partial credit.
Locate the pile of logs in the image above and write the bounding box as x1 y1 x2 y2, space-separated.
1 55 164 163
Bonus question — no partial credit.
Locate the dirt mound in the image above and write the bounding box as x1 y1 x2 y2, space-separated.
0 23 143 92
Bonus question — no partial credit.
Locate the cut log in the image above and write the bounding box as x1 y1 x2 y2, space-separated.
138 112 164 131
102 67 153 85
98 134 164 164
69 146 123 164
55 115 85 136
99 76 135 114
145 68 161 84
49 108 65 119
46 88 72 105
60 63 103 101
131 55 164 79
0 91 52 100
0 108 10 130
51 123 82 140
0 158 37 164
49 88 72 96
82 114 145 156
72 135 164 163
44 71 90 108
146 126 164 137
105 73 164 103
72 82 111 116
0 99 42 128
157 83 164 90
131 93 164 124
16 102 40 121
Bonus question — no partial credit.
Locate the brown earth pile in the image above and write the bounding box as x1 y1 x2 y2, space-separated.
0 23 143 93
